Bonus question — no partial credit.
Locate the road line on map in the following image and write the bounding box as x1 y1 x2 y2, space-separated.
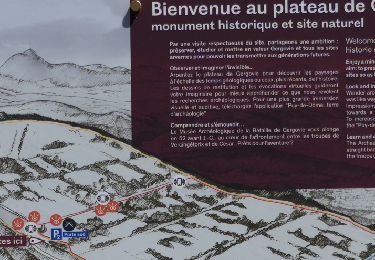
38 182 176 226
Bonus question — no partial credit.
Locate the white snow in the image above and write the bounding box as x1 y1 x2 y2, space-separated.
0 173 20 182
64 170 103 186
3 184 20 191
1 121 375 260
160 196 184 206
129 158 167 176
331 223 375 248
215 235 298 260
216 223 247 234
106 164 144 181
22 191 38 201
0 187 8 196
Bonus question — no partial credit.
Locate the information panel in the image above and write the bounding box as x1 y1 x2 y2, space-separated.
132 0 375 189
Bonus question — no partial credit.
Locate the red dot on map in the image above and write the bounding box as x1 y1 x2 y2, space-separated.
95 205 107 216
50 214 63 226
28 211 41 223
12 218 24 230
107 201 119 213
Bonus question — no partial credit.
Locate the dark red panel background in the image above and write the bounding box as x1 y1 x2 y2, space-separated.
132 0 375 189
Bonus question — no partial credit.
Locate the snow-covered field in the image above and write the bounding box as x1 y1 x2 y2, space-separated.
1 121 375 260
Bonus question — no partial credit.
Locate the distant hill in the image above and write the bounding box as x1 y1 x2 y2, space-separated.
0 49 131 140
0 49 130 87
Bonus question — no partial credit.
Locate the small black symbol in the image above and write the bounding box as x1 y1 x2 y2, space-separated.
174 178 185 186
25 223 37 234
63 218 76 232
96 192 110 205
97 195 109 203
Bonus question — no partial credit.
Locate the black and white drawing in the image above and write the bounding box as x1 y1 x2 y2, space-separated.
1 1 375 260
0 121 375 260
0 49 131 140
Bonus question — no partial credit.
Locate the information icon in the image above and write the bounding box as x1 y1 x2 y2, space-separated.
96 191 110 205
12 218 24 231
62 218 76 232
50 214 63 226
107 201 119 213
173 175 186 189
95 205 107 216
28 211 41 223
24 222 38 235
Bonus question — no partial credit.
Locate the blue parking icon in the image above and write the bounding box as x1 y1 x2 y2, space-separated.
51 228 62 240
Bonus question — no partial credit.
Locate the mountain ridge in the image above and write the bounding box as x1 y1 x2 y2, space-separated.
0 49 130 86
0 49 131 140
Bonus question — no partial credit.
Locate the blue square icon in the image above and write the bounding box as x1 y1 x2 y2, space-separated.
51 228 62 240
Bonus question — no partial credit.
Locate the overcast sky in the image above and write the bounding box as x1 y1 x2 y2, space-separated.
0 0 130 68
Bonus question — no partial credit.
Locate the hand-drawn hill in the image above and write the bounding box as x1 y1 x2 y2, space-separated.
0 49 131 140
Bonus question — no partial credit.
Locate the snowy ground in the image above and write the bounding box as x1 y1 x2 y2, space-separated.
1 122 375 260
